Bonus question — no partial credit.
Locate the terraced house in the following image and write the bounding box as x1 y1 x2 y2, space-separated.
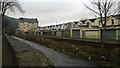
33 14 120 41
71 14 120 40
18 18 38 33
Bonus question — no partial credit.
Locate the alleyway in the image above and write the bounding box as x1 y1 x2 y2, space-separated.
13 36 96 67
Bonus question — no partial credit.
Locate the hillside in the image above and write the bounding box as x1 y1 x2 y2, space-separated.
3 15 18 30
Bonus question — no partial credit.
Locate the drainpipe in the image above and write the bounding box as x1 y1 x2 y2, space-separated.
70 28 72 38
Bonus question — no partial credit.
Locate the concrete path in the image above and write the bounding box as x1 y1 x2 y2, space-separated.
0 35 2 67
13 36 96 67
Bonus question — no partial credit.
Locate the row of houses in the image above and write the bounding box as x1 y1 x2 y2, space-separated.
34 14 119 31
17 14 120 40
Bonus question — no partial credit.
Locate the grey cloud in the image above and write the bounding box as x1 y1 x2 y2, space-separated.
22 2 73 14
7 2 93 26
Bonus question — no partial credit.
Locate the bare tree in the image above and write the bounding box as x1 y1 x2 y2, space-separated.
0 0 24 32
0 0 24 17
83 0 118 49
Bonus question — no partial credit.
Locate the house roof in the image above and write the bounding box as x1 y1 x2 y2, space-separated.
74 21 78 24
89 18 96 22
113 14 120 19
81 20 86 24
19 18 38 23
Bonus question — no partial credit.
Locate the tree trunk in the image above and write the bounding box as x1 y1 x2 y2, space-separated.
0 14 3 35
101 27 105 49
2 15 4 33
99 12 104 49
101 5 107 49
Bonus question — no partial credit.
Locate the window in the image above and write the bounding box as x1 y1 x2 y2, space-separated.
99 21 101 26
27 25 28 27
112 19 114 25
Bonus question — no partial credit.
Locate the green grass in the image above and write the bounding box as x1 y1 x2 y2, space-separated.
15 33 120 68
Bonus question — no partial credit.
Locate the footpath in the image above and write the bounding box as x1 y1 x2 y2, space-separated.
13 36 96 67
6 35 52 66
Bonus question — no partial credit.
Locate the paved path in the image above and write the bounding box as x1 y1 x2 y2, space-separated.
0 35 2 67
13 36 96 67
6 35 52 66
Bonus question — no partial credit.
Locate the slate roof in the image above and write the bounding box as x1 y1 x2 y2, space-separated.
89 18 96 22
81 20 86 24
113 14 120 19
19 18 38 23
74 21 78 24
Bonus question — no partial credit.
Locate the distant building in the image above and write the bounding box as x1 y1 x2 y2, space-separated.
18 18 38 32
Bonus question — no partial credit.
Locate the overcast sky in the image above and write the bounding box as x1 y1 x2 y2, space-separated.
6 0 119 26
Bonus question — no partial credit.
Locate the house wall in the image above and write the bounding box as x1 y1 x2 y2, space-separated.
43 31 51 36
71 28 100 39
61 30 70 38
72 30 80 38
51 31 56 36
19 23 27 32
118 30 120 40
84 30 100 39
28 23 32 30
91 16 120 27
19 23 24 31
93 18 112 26
116 29 120 40
70 28 80 38
106 17 112 26
92 18 102 27
114 18 120 25
45 27 51 31
56 31 61 37
106 16 120 26
33 23 38 29
18 22 38 32
101 29 120 40
24 22 29 32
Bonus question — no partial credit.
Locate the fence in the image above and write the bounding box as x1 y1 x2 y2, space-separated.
18 28 120 45
41 31 119 40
